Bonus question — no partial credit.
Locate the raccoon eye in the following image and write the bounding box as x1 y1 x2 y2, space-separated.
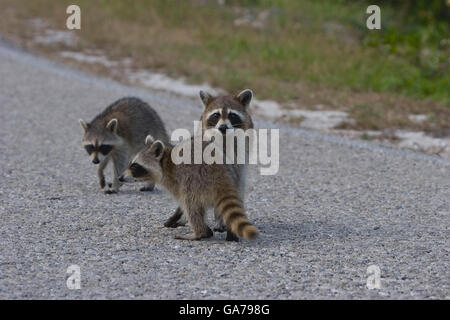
99 144 113 155
207 112 220 126
228 113 242 126
130 163 139 170
84 145 94 155
130 163 148 177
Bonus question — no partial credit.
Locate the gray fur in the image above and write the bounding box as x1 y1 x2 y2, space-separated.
80 97 168 193
122 137 258 241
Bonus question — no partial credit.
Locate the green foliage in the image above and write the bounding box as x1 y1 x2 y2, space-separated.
359 0 450 103
224 0 450 103
10 0 450 105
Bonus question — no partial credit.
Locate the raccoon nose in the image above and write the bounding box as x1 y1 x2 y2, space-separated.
118 175 124 182
92 158 100 164
218 124 228 134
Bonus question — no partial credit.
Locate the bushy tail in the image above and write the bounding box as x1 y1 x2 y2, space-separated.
215 192 259 240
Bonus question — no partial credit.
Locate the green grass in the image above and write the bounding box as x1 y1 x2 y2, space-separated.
87 0 450 103
1 0 448 132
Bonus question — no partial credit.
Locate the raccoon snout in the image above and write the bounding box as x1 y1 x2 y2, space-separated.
119 169 134 183
218 124 228 134
92 157 100 164
119 175 133 183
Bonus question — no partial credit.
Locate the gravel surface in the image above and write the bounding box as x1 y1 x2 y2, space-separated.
0 41 449 299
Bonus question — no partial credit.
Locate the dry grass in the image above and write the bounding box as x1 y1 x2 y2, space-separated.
0 0 448 134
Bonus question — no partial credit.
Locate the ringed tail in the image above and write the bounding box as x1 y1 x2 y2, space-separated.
215 192 259 240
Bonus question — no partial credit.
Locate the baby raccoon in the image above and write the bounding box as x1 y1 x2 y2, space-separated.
120 136 259 241
199 89 254 134
79 97 168 194
164 89 255 238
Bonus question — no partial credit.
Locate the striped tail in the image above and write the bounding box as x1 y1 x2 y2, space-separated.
215 192 259 240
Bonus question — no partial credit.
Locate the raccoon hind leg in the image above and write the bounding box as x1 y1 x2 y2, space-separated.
213 198 239 241
213 207 227 232
226 230 239 242
215 191 258 240
174 207 212 240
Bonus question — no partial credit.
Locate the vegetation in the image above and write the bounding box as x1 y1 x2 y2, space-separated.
0 0 448 132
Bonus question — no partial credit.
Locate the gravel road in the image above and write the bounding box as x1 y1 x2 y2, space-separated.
0 41 449 299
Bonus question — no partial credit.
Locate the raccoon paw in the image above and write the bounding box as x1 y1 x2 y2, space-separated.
174 228 213 240
139 186 154 192
100 182 112 190
164 220 185 228
226 231 239 242
174 233 202 241
104 189 117 195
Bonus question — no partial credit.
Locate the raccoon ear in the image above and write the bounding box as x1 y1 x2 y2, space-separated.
199 90 213 107
106 118 118 133
150 140 165 160
79 119 88 131
236 89 253 108
145 135 154 145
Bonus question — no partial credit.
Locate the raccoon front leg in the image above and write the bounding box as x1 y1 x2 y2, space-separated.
106 155 126 194
97 158 109 190
174 207 213 240
111 162 124 193
164 206 185 228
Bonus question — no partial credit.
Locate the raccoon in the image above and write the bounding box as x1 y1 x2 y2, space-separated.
120 135 259 241
164 89 255 239
199 88 254 201
199 89 254 134
79 97 168 194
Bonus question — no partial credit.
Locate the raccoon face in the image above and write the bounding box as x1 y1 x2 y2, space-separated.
120 135 165 183
204 109 246 134
200 89 253 134
79 118 120 164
